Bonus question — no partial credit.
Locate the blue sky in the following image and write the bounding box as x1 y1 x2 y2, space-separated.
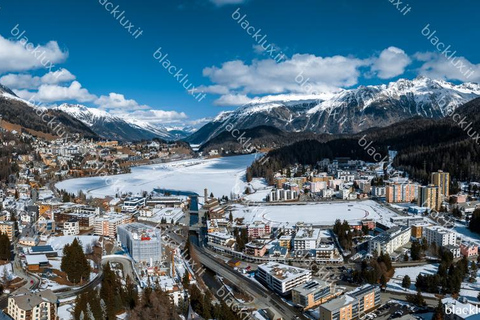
0 0 479 127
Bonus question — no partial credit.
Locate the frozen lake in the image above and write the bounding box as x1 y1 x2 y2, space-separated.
56 154 261 199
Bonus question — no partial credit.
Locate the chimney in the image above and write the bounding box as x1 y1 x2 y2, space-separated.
204 188 208 200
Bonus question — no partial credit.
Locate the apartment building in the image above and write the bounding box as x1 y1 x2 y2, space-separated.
411 224 425 239
418 184 439 210
294 228 321 251
460 242 478 257
0 221 14 241
425 226 456 247
121 197 146 213
431 170 450 199
207 232 235 247
319 285 381 320
245 240 268 257
349 285 381 316
445 245 461 258
292 280 338 310
247 222 271 238
319 295 357 320
368 226 411 255
278 235 292 250
315 245 342 263
268 189 298 202
386 183 417 203
256 262 311 295
390 216 424 227
94 214 130 238
371 186 386 197
63 219 79 236
56 212 96 230
7 288 58 320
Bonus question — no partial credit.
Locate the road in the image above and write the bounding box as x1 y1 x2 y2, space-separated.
54 271 103 299
102 255 141 286
193 243 307 320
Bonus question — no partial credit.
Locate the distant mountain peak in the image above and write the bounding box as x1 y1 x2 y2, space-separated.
186 77 480 145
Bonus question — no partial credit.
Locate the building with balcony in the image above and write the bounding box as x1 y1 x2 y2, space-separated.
425 226 456 247
292 280 338 310
294 228 321 251
256 262 311 295
368 226 411 255
7 288 58 320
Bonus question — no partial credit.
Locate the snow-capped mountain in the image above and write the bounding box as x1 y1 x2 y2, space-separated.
0 83 194 141
0 88 97 138
186 77 480 144
53 104 178 141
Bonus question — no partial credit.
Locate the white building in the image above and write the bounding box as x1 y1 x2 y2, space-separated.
369 226 411 255
425 226 456 247
294 228 321 251
7 288 58 320
122 197 146 213
207 232 235 247
371 186 386 197
94 214 129 238
445 245 461 259
63 219 79 236
256 262 311 295
268 189 298 202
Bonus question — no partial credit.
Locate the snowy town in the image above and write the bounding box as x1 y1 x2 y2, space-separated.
0 126 479 320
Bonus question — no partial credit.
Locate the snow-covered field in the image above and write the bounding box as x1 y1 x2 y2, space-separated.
47 236 99 256
454 222 480 245
387 264 438 296
55 154 260 199
58 304 74 320
231 200 398 226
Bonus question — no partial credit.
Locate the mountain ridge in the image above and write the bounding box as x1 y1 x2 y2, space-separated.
185 77 480 145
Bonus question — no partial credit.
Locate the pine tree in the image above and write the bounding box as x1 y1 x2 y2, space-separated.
402 275 411 289
433 300 445 320
0 233 11 261
61 238 90 284
380 274 387 288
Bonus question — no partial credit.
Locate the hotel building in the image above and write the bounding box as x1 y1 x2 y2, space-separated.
256 262 311 295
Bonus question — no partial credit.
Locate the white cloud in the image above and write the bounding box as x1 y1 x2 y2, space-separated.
16 81 97 103
0 69 76 89
371 46 411 79
41 69 76 85
415 52 480 82
187 117 213 127
213 94 252 106
0 34 68 74
203 54 368 98
125 109 188 124
95 93 190 125
94 92 150 111
201 47 422 106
